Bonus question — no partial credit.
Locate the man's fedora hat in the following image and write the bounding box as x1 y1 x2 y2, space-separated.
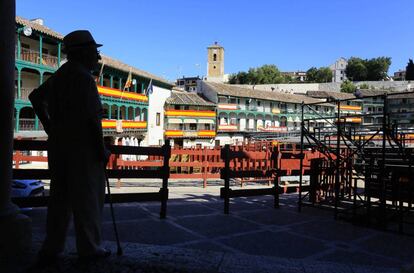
63 30 102 52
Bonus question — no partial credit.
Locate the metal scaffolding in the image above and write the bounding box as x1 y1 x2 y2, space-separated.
299 91 414 234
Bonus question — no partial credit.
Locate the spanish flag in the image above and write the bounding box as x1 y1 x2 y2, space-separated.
124 70 132 90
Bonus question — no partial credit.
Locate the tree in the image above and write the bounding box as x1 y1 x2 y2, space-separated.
229 64 285 84
345 56 391 81
345 57 368 81
341 80 357 93
306 67 318 82
406 59 414 81
316 67 333 83
306 67 332 83
366 57 391 80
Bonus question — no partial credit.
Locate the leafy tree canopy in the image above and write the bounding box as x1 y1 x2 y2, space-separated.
306 67 332 83
228 64 287 84
345 57 391 81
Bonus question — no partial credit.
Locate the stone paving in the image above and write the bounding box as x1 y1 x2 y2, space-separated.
4 185 414 272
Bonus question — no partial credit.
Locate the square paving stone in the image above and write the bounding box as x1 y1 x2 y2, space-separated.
289 219 372 242
102 204 151 222
357 233 414 262
145 203 217 218
175 214 261 238
179 241 232 252
236 209 314 226
100 218 200 245
203 199 271 212
220 252 305 273
317 249 403 269
218 230 328 259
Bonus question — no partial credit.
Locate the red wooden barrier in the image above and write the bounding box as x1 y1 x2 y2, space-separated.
13 141 326 189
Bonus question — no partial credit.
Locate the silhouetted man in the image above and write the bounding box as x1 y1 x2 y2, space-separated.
29 30 110 264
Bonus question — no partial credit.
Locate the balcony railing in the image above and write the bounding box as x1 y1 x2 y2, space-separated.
18 118 43 131
17 48 59 68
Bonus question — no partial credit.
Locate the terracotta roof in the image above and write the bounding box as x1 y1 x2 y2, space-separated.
357 89 414 99
166 90 215 106
306 90 355 100
16 16 63 40
204 82 326 105
100 55 172 86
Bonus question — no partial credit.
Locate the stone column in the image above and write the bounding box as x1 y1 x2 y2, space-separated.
0 0 31 258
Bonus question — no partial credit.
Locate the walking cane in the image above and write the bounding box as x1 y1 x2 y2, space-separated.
104 170 123 256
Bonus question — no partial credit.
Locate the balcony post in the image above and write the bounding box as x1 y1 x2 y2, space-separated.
100 74 104 86
39 71 43 84
117 105 120 119
35 115 39 130
0 0 32 258
118 77 122 90
57 42 61 66
39 34 43 65
15 108 20 132
110 75 113 88
17 32 21 60
141 82 145 93
134 79 137 92
108 104 112 119
17 67 21 99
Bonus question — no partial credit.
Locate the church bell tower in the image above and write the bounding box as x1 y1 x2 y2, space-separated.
207 42 224 81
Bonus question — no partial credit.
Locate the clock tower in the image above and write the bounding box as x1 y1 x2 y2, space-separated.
206 42 224 82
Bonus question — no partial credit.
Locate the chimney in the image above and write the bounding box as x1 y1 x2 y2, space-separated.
30 18 44 25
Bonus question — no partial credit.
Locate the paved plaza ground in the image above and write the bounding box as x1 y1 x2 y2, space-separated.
4 184 414 273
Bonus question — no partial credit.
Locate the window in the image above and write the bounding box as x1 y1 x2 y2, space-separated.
156 112 161 126
213 54 217 61
190 123 197 130
213 65 216 69
205 124 211 130
175 105 180 110
257 101 261 106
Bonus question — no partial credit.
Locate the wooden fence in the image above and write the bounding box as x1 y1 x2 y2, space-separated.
13 141 323 192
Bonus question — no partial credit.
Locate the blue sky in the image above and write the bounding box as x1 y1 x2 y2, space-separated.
17 0 413 81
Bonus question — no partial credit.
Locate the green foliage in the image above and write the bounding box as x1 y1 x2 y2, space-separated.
306 67 332 83
358 83 370 89
406 59 414 81
228 64 286 84
345 57 391 81
341 80 357 93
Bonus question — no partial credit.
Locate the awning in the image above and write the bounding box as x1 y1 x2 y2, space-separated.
198 119 215 124
167 118 182 124
183 119 197 123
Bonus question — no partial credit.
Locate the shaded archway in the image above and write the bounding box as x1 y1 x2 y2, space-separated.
280 116 287 127
19 106 35 131
127 107 134 121
135 108 141 121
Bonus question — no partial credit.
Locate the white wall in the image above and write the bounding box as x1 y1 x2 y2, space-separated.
215 134 244 146
143 85 171 146
183 139 215 148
